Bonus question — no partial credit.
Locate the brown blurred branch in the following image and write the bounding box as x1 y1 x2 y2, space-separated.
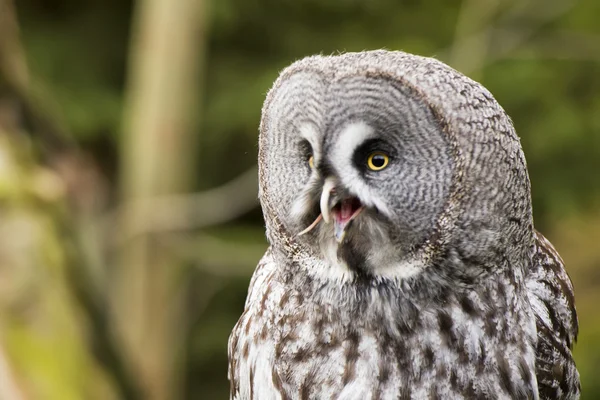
164 232 265 278
0 0 68 153
112 166 258 243
0 0 28 91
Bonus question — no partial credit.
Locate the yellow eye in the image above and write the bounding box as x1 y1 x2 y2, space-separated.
308 155 314 169
367 152 389 171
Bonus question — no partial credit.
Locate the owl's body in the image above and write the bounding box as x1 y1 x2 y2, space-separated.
228 51 579 399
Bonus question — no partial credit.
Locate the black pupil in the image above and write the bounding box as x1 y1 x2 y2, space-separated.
372 154 386 167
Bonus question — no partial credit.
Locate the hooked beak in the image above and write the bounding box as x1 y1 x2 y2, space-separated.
320 178 336 224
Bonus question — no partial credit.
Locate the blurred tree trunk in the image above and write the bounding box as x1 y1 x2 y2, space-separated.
114 0 207 398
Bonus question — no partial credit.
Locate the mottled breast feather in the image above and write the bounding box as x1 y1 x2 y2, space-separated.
528 231 580 399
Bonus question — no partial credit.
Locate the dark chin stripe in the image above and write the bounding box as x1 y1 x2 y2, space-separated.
337 241 369 276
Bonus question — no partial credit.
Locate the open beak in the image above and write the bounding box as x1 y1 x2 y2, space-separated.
319 178 364 243
297 178 364 242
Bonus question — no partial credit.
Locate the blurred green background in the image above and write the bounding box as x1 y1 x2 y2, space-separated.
0 0 599 398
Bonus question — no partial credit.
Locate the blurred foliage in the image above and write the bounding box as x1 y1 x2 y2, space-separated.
0 0 598 398
0 131 117 399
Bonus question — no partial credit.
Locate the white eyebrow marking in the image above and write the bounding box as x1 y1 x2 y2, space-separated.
329 122 393 217
330 121 374 169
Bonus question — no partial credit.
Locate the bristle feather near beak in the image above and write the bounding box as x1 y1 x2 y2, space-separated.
297 214 323 236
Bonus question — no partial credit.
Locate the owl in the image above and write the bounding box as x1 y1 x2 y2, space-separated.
228 50 579 399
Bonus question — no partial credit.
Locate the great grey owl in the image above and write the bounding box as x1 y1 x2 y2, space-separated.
228 50 579 399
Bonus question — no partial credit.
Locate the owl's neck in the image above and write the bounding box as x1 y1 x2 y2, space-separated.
276 245 535 339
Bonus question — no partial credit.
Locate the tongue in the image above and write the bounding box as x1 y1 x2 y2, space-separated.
333 199 358 242
339 199 354 221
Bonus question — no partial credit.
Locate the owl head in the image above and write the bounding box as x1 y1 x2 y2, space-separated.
258 50 533 282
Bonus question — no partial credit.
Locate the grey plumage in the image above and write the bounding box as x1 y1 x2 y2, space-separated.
228 50 579 399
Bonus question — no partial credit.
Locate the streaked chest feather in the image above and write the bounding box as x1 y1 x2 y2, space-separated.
229 256 539 400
